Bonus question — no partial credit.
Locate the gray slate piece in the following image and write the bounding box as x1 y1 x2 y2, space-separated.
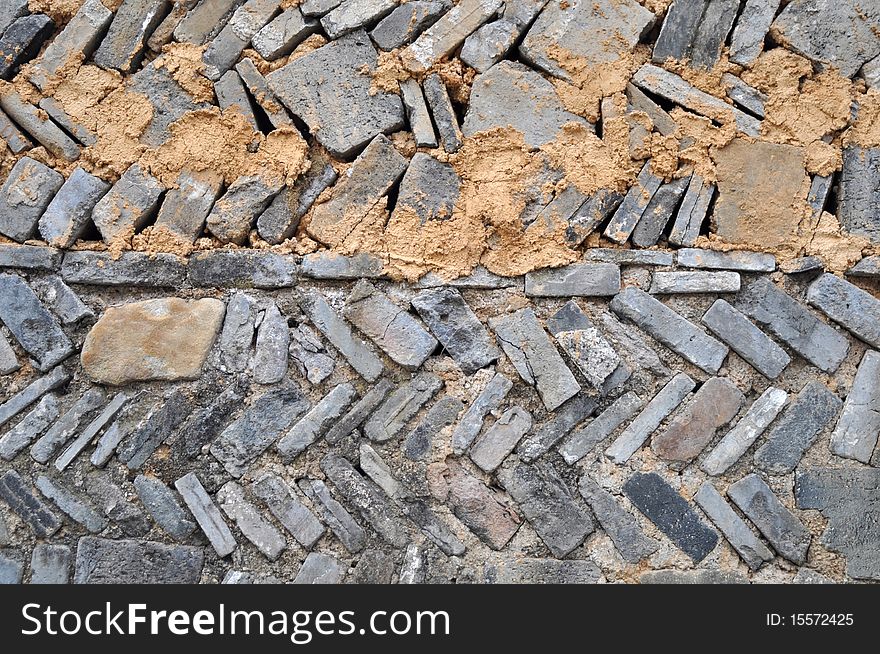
0 90 79 160
723 73 767 117
173 0 240 44
207 175 283 245
584 249 674 267
451 372 513 454
606 373 695 464
268 31 404 158
37 275 92 325
0 0 27 37
188 250 297 288
344 281 438 370
85 472 149 537
460 18 519 72
470 406 532 472
399 496 466 556
293 552 345 584
320 453 409 547
94 0 169 73
257 158 338 244
632 176 691 248
0 470 60 537
649 271 741 294
253 303 289 385
74 537 204 584
38 168 110 249
297 478 366 553
364 372 443 442
677 248 776 272
795 467 880 580
174 380 248 459
610 287 729 374
39 97 97 146
623 472 718 562
560 391 643 464
202 0 279 80
30 543 72 584
695 481 773 571
134 474 196 541
62 251 187 287
147 0 199 52
116 391 191 470
217 481 286 560
0 105 29 154
55 392 129 471
324 378 394 445
736 277 848 373
518 394 596 463
702 299 790 379
848 256 880 277
830 350 880 463
0 333 17 375
0 244 61 271
175 472 237 557
91 163 165 243
371 2 449 50
394 152 458 222
491 558 601 584
218 293 256 373
603 162 663 244
214 70 258 131
34 475 108 534
252 475 324 548
0 366 69 428
489 308 581 411
0 15 55 80
578 475 658 564
547 301 625 392
702 386 788 476
0 157 64 242
806 273 880 349
321 0 397 39
0 554 23 584
423 73 463 153
210 382 309 477
31 388 105 464
497 458 593 558
729 473 810 565
807 172 834 221
525 263 621 297
0 394 58 461
129 62 211 147
300 291 385 382
640 570 748 584
754 380 841 475
669 174 715 247
252 7 319 59
235 58 292 128
411 287 499 374
0 274 72 372
277 383 357 460
301 253 383 280
404 395 463 460
729 0 781 65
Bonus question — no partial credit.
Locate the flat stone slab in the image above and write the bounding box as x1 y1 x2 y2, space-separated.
217 481 286 561
0 470 60 537
830 350 880 463
38 168 110 249
702 299 791 379
547 301 624 392
561 391 643 464
729 473 811 565
695 481 774 571
491 558 601 584
578 475 658 564
252 475 324 549
677 248 776 272
0 394 59 461
134 474 197 542
649 271 741 294
82 298 225 385
0 244 61 271
62 251 187 287
729 0 781 65
451 372 513 454
838 146 880 242
623 472 718 563
470 406 532 472
364 373 443 442
525 263 621 297
188 250 297 288
806 273 880 349
30 543 72 584
175 472 237 558
277 383 357 460
0 157 64 243
298 478 366 554
293 552 345 584
0 366 69 429
517 394 596 463
73 537 204 584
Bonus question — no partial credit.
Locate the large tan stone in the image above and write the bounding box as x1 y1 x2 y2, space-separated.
82 298 226 385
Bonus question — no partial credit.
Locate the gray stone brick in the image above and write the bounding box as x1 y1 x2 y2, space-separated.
395 153 459 222
277 383 357 460
0 394 58 461
175 472 237 557
640 569 748 584
134 474 196 541
129 62 211 146
723 73 767 118
324 379 394 445
632 176 690 248
188 250 297 288
321 0 397 39
30 543 71 584
74 536 204 584
91 163 165 244
525 263 621 297
848 255 880 278
560 391 642 464
470 406 532 472
830 350 880 463
302 252 383 280
695 481 773 571
293 552 344 584
214 69 258 131
603 161 663 244
257 156 337 244
0 157 63 243
492 557 601 584
352 549 395 584
668 174 715 247
38 168 110 248
116 391 191 470
0 553 23 584
0 105 29 153
649 271 741 294
202 0 279 80
701 386 788 476
652 0 706 64
173 380 248 459
677 248 776 272
173 0 240 45
517 395 596 463
729 473 810 565
36 275 92 325
364 373 443 442
298 478 366 553
736 277 848 373
0 470 60 537
417 265 521 289
583 248 674 267
489 308 581 411
451 372 512 454
30 389 105 465
217 293 255 373
610 287 729 374
0 244 61 271
207 175 283 245
398 496 465 556
0 333 17 375
754 380 841 474
0 14 54 79
404 395 463 460
94 0 169 74
85 471 149 536
148 0 199 52
423 72 462 153
38 97 96 146
252 7 318 59
729 0 781 65
288 324 335 385
578 475 658 564
461 19 518 72
807 273 880 349
217 481 286 560
63 251 187 287
55 392 129 471
398 543 425 584
0 274 72 372
34 475 108 534
370 2 449 50
606 373 695 464
253 303 289 385
153 169 223 243
0 0 27 37
234 57 291 128
702 299 790 379
0 366 69 428
253 475 324 548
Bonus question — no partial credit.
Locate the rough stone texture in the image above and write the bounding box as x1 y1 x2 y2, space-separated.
578 475 657 564
399 80 438 148
207 175 283 245
547 302 625 392
82 298 224 385
30 388 104 464
0 366 69 428
293 552 345 584
0 274 73 371
491 558 601 584
0 470 60 537
36 275 92 325
258 157 337 244
134 474 197 541
632 176 691 248
62 251 187 287
702 299 791 379
517 395 596 463
730 0 781 65
677 248 776 272
460 19 518 72
175 472 237 557
729 474 810 565
423 73 463 153
217 481 286 560
30 543 72 584
173 0 240 45
754 381 841 474
371 2 449 51
188 250 297 288
94 0 169 74
38 168 110 248
838 146 880 242
525 263 621 297
298 478 366 553
669 175 715 247
623 472 718 563
451 372 512 454
0 244 61 271
404 395 462 460
74 537 203 584
603 162 663 244
117 391 192 470
35 475 107 533
253 303 289 385
830 350 880 463
218 293 256 373
364 373 442 442
806 273 880 349
695 481 773 571
470 406 532 472
55 392 128 471
235 58 292 128
649 271 741 295
0 394 58 461
0 157 64 243
202 0 279 80
560 392 643 464
394 153 458 222
253 7 319 59
253 475 324 548
129 62 211 147
277 383 357 460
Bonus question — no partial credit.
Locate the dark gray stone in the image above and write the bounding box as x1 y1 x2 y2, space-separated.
640 570 748 584
134 474 197 541
34 475 108 534
324 379 394 445
400 78 438 147
649 271 741 294
848 256 880 278
578 475 658 564
0 157 63 243
517 395 596 463
525 263 621 297
0 0 27 37
252 475 324 548
583 248 674 267
252 7 319 59
207 175 283 245
214 70 258 131
30 388 105 465
277 383 357 460
396 153 459 222
235 57 292 128
61 251 187 287
632 176 691 247
0 394 58 461
364 373 443 442
0 366 69 429
129 62 211 146
0 90 79 161
352 549 395 584
175 472 236 557
293 552 345 584
38 168 110 248
423 72 462 153
301 252 383 280
492 558 601 584
460 19 519 72
288 324 335 385
702 299 791 379
678 248 776 272
560 391 643 464
94 0 169 73
399 496 466 556
74 537 204 584
0 15 53 79
39 97 97 146
807 273 880 349
723 73 767 117
0 470 60 537
0 553 23 584
370 1 449 50
0 274 72 371
830 350 880 463
730 0 781 65
0 105 29 154
30 543 71 584
257 157 338 245
470 406 532 472
669 174 715 247
404 395 463 461
202 0 279 80
55 392 129 471
85 472 149 537
117 391 191 470
153 169 223 243
91 163 165 243
217 481 286 560
173 0 240 45
298 478 366 554
188 250 297 288
174 380 248 459
217 293 256 373
253 303 289 385
36 275 92 325
320 0 397 39
0 244 61 271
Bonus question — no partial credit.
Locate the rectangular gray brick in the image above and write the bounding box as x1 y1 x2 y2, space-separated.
517 394 596 463
632 176 691 248
806 273 880 349
85 471 149 536
188 250 297 288
0 89 79 160
202 0 279 80
301 252 384 280
38 168 111 248
74 536 203 584
257 157 337 244
214 69 259 131
830 350 880 463
404 395 463 461
0 394 58 460
31 388 105 464
154 169 223 242
173 0 239 44
0 157 64 242
451 372 512 454
235 57 292 128
298 478 366 553
649 271 741 294
324 379 393 445
364 373 443 442
525 263 621 297
277 383 357 460
55 392 128 471
252 6 319 59
669 174 715 247
702 299 791 379
38 97 97 146
603 161 662 244
217 481 286 560
0 366 69 428
423 72 463 153
560 391 643 464
0 105 30 154
293 552 344 584
94 0 169 73
677 248 776 271
470 406 532 472
116 391 191 470
322 0 397 40
0 244 61 271
34 475 107 533
36 275 93 325
695 481 773 571
133 474 197 541
578 475 658 564
253 475 324 549
583 249 674 266
0 470 60 537
175 472 237 557
400 78 438 147
729 0 781 65
30 543 72 584
91 163 164 243
206 175 283 245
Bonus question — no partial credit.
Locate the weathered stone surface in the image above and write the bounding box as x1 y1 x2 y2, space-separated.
257 157 337 244
320 0 396 39
584 249 673 267
0 553 23 584
677 248 776 272
640 570 748 584
85 472 149 536
451 372 513 454
0 15 54 80
38 168 110 248
492 558 601 584
736 277 849 373
35 475 107 534
36 275 92 325
217 293 256 373
0 104 29 153
652 377 744 463
460 18 518 72
0 394 58 461
55 392 129 471
723 73 767 118
268 31 404 158
470 406 532 472
293 552 345 584
321 453 409 547
277 383 357 460
729 0 781 65
30 389 104 464
610 288 729 374
411 287 499 374
74 537 204 584
656 0 739 69
365 373 443 442
0 470 60 537
603 162 662 245
560 391 642 464
632 177 690 250
211 382 308 477
807 273 880 349
217 481 286 560
702 299 791 379
0 333 17 375
400 495 466 556
0 274 73 371
298 478 366 553
418 265 520 289
729 473 810 565
578 475 658 564
117 391 191 470
517 394 596 463
624 472 718 562
498 458 593 558
253 7 319 59
147 0 199 52
94 0 169 74
82 298 224 385
394 152 458 222
302 253 383 281
401 0 503 72
371 1 449 50
38 97 96 146
253 303 289 385
214 70 258 130
795 467 880 580
830 350 880 463
606 373 695 464
62 251 187 287
695 481 774 571
173 380 248 459
173 0 239 44
0 157 64 242
188 250 297 288
175 472 236 557
464 61 588 148
352 549 395 584
848 255 880 277
0 0 27 37
253 475 324 548
649 271 741 294
344 281 438 370
423 72 462 153
0 244 61 271
489 308 581 411
129 62 211 146
525 263 621 297
207 175 283 245
325 379 393 446
0 366 69 428
235 58 292 128
669 174 715 247
202 0 279 80
134 474 197 541
288 324 335 385
30 543 71 584
702 387 788 476
754 381 841 474
404 395 463 460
